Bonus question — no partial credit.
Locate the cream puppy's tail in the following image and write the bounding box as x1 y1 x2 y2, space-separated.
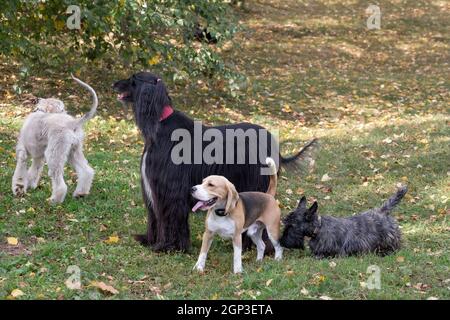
265 157 278 197
71 74 98 126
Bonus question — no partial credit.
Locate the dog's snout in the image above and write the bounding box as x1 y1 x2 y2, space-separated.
191 186 197 193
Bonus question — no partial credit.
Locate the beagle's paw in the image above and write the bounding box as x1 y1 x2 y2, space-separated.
193 262 205 273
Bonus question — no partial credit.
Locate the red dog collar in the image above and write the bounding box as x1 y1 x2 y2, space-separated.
159 105 174 121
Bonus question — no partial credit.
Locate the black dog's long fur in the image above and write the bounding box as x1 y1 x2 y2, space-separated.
113 72 318 252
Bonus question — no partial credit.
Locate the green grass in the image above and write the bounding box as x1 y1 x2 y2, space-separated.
0 0 449 300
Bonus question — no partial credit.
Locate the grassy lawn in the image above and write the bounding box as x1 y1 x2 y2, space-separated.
0 0 449 299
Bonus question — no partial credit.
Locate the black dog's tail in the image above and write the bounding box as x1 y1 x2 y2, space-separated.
280 138 319 170
380 185 408 214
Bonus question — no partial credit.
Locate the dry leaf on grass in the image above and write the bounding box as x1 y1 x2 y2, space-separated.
10 289 24 298
104 235 120 244
7 237 18 246
90 281 119 295
300 288 309 295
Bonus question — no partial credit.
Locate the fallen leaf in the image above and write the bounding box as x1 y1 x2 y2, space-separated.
396 256 405 263
11 289 24 298
311 273 326 285
300 287 309 295
413 283 429 291
321 174 332 182
211 293 219 300
285 270 295 276
295 187 305 195
266 279 273 286
329 261 337 268
90 281 119 295
104 235 120 244
148 54 161 66
150 286 162 295
282 104 292 113
319 295 332 300
234 290 245 297
7 237 18 246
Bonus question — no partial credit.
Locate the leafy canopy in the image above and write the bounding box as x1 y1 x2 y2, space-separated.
0 0 239 83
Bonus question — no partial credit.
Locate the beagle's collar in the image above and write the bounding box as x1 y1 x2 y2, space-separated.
214 200 228 216
159 105 173 121
214 208 228 217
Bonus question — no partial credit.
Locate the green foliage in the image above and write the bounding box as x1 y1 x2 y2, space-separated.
0 0 239 82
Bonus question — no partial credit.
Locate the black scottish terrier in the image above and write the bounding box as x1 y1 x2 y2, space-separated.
280 186 407 258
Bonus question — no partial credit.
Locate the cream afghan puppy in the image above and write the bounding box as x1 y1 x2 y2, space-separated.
12 75 98 204
191 158 283 273
34 98 66 114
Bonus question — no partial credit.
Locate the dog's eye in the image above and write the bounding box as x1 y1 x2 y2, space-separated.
208 183 214 187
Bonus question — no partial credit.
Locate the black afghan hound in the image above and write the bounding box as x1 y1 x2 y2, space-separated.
113 72 318 253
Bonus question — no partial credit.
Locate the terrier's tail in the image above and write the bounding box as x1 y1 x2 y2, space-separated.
265 157 278 197
72 74 98 126
380 185 408 214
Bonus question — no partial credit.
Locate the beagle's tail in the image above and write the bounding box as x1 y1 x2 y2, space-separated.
265 157 278 197
71 74 98 127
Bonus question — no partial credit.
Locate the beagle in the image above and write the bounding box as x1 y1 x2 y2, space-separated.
191 157 282 274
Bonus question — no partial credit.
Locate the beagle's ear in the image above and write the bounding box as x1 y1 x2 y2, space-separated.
225 180 239 213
